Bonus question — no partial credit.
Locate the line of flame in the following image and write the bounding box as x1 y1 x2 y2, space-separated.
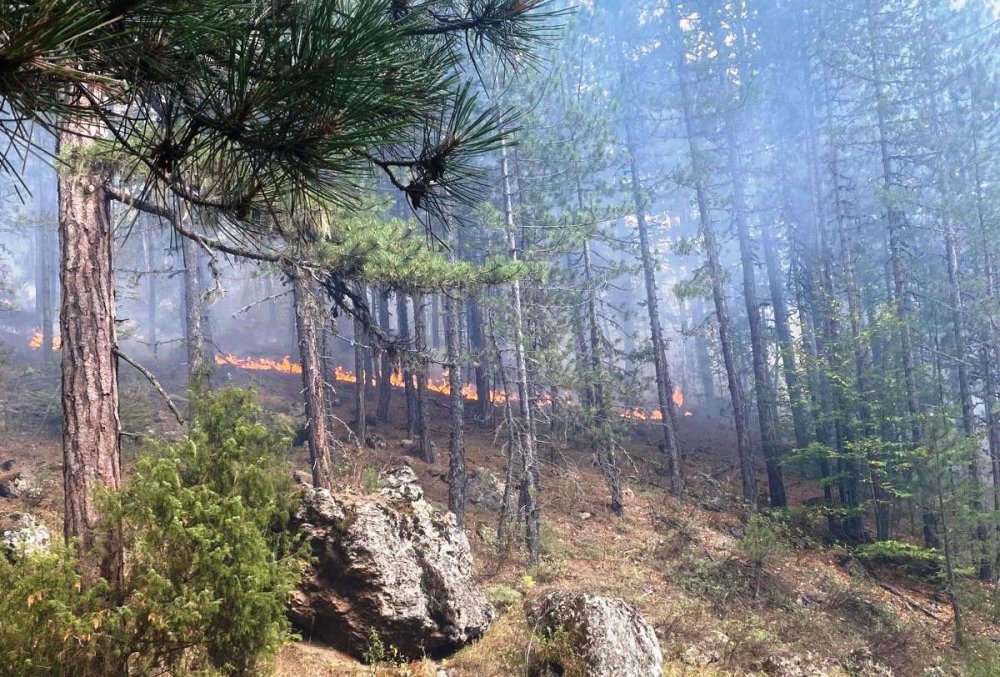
213 353 688 419
26 328 687 419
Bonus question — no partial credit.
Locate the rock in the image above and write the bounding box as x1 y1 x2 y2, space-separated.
289 466 496 660
475 522 498 546
465 468 505 513
680 630 728 668
0 471 44 503
1 512 50 559
840 647 894 676
525 591 663 677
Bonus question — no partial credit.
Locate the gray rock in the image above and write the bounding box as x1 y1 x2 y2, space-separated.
289 465 496 660
0 472 44 504
1 512 50 559
526 591 663 677
465 468 505 513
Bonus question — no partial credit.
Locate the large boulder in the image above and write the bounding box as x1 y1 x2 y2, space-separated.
526 591 663 677
289 466 496 660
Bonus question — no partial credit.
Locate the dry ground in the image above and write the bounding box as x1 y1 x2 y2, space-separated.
1 353 997 676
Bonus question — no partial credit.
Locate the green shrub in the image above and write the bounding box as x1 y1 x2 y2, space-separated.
853 540 943 583
0 388 302 676
485 584 523 613
737 513 789 568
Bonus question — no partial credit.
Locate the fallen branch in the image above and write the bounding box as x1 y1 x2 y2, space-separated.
870 576 947 623
114 347 185 426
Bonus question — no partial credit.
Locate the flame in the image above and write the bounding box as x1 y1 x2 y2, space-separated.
28 328 61 350
213 352 685 419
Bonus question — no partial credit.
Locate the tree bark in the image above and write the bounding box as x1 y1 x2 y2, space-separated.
413 292 434 464
673 30 757 507
467 297 491 421
445 288 467 524
376 287 392 423
58 125 122 584
353 284 368 445
36 220 54 366
761 216 811 452
626 141 683 496
501 138 541 563
727 121 786 508
182 231 210 394
292 272 332 488
398 293 417 437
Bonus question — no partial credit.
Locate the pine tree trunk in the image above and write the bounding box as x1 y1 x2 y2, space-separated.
627 144 683 496
693 299 716 407
413 292 434 464
581 237 624 515
675 43 757 507
467 297 491 421
292 272 332 488
501 139 541 563
58 125 123 584
376 287 392 423
431 294 442 350
182 234 210 394
397 294 417 437
446 288 466 524
353 285 368 445
761 217 811 451
35 222 54 366
142 220 158 351
727 122 785 508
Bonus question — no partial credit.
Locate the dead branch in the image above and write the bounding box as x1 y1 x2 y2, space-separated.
114 347 185 426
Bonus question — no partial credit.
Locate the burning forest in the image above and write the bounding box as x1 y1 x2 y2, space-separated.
2 1 1000 674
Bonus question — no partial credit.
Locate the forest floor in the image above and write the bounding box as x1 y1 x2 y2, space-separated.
1 350 998 676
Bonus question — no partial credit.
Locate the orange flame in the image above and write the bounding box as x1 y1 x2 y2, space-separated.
213 352 685 419
28 328 61 350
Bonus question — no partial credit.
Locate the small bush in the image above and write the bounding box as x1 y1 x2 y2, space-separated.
853 540 943 583
363 628 405 669
0 388 302 676
485 583 523 613
737 513 789 568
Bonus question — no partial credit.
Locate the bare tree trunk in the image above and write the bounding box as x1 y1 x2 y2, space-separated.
761 216 810 451
292 272 332 488
501 139 541 563
431 294 442 350
946 227 991 579
446 288 466 524
675 42 757 507
413 292 434 464
182 235 209 394
693 299 716 407
581 237 624 515
727 121 785 508
376 287 392 423
467 297 491 421
353 284 368 445
36 221 54 366
58 125 122 584
627 140 683 496
398 294 417 437
142 219 158 351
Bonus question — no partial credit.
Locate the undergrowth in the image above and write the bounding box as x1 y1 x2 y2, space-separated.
0 388 301 676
